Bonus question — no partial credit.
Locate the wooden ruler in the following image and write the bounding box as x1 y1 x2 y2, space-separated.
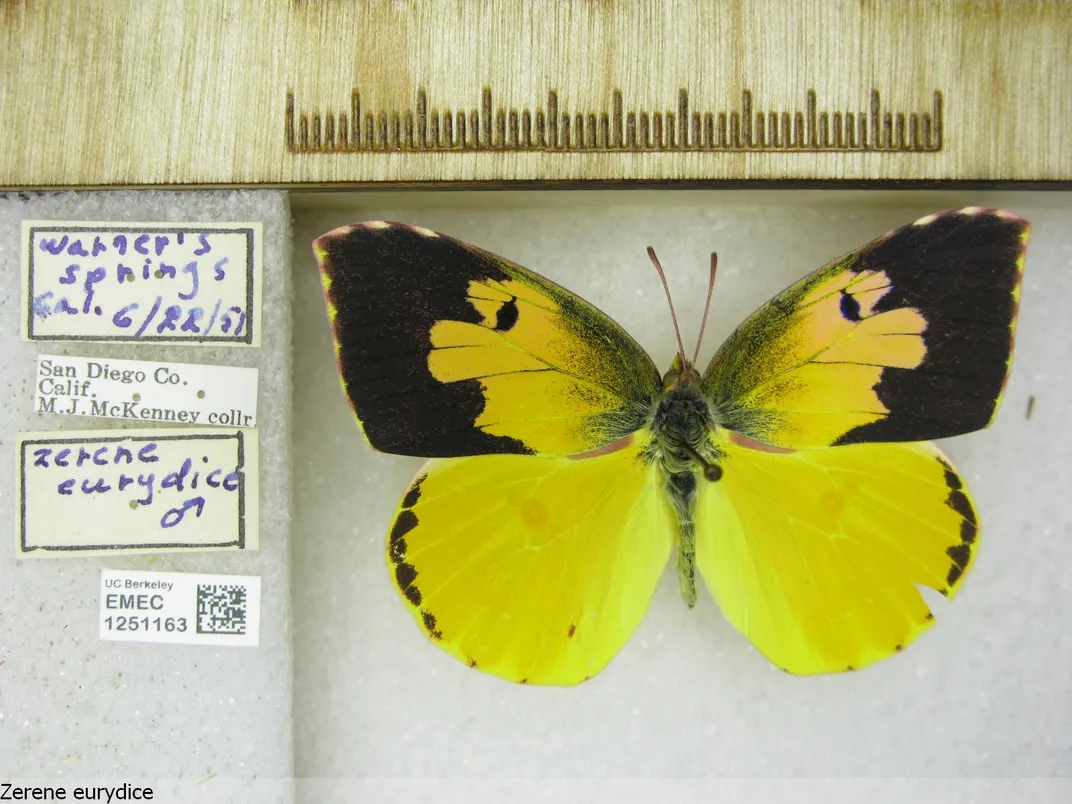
1 0 1069 188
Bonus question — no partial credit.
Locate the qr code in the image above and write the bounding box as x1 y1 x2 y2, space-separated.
196 583 249 635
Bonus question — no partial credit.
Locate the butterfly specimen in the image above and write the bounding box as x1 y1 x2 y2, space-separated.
314 209 1029 685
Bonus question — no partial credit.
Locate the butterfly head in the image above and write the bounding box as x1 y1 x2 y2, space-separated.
661 352 701 391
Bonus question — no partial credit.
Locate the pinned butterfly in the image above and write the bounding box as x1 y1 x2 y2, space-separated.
313 209 1029 684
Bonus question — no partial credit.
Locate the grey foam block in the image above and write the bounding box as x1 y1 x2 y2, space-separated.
291 191 1071 799
0 190 293 804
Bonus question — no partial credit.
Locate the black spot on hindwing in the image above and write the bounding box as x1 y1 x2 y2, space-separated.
402 474 427 509
947 543 971 570
391 510 418 543
942 466 962 490
946 563 965 588
422 610 443 640
946 488 974 523
960 518 978 545
395 561 418 593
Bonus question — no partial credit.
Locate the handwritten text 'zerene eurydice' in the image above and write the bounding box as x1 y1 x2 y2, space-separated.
24 223 260 344
28 439 242 529
18 430 259 556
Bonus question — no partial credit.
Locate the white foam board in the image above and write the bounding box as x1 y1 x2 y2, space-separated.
0 190 294 804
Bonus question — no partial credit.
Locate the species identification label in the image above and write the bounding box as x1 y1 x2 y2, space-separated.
16 428 259 557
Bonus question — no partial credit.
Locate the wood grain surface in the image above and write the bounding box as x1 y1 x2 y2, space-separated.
1 0 1068 187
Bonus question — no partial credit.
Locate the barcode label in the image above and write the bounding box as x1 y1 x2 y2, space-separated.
100 569 261 647
196 583 249 635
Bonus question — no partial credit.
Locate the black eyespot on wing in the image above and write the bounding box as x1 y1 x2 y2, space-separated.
839 290 862 322
835 209 1028 444
494 297 519 332
567 623 576 638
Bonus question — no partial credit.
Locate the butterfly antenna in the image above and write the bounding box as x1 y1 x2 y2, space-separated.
692 252 718 365
647 246 687 361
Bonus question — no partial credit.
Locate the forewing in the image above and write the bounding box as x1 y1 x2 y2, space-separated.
696 434 978 675
701 208 1030 448
385 435 675 685
315 222 662 457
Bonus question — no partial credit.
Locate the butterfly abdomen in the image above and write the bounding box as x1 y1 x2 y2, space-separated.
667 471 699 606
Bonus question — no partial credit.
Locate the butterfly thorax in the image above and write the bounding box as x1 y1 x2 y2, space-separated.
650 356 724 607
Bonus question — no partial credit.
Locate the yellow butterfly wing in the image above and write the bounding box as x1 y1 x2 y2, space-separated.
314 222 661 457
695 432 978 675
701 208 1030 448
386 434 675 685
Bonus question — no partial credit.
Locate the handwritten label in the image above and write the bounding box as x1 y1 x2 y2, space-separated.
35 354 259 427
100 569 261 647
21 221 262 345
16 429 259 557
